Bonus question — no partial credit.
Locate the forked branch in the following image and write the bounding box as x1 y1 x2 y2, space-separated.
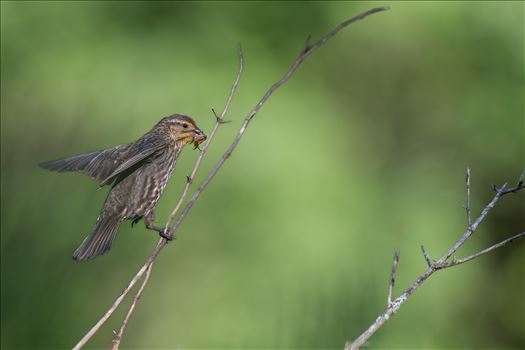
345 171 525 350
111 261 154 350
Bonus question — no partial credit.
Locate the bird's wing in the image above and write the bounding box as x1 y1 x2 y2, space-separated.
39 150 106 174
97 139 164 187
39 139 164 186
40 145 130 182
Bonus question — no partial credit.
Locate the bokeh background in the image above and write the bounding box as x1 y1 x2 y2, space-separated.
1 1 524 349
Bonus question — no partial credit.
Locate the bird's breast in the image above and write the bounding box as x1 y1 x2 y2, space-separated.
124 147 181 217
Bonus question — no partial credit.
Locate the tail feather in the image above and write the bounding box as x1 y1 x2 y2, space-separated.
73 216 121 261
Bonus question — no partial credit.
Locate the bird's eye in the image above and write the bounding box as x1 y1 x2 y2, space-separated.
182 123 189 129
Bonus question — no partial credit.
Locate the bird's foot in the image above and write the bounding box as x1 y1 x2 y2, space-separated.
159 228 174 241
150 226 173 241
146 224 174 241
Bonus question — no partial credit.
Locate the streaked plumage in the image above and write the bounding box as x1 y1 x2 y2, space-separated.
40 114 206 261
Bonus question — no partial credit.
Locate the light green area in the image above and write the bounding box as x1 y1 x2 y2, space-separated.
1 1 523 349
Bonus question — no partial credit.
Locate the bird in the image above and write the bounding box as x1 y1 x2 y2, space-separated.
39 114 206 261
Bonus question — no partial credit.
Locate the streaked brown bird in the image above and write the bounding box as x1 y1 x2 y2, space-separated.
39 114 206 261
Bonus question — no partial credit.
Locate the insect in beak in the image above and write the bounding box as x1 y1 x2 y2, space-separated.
192 129 207 149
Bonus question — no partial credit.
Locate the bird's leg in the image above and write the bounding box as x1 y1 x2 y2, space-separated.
144 212 173 241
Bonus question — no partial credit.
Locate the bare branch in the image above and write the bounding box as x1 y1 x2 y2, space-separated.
345 173 524 350
73 8 389 349
387 251 400 307
111 261 154 350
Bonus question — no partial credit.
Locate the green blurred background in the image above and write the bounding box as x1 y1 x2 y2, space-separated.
1 1 523 349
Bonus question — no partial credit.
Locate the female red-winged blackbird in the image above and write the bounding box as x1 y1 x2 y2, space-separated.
40 114 206 261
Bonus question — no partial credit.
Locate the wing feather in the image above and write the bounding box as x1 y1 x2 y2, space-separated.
40 138 165 186
98 140 164 186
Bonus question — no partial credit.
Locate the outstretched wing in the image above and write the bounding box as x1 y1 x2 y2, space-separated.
39 150 107 174
39 145 128 181
39 138 165 186
97 139 165 187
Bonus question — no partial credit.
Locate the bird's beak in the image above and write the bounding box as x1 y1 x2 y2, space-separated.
192 129 207 146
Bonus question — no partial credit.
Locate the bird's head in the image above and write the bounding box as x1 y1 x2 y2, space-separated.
159 114 207 148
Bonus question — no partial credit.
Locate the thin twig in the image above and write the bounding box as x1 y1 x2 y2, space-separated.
420 245 432 268
72 7 389 349
212 108 231 124
500 170 525 195
435 231 525 269
345 174 524 350
465 167 472 229
111 261 154 350
386 251 400 307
